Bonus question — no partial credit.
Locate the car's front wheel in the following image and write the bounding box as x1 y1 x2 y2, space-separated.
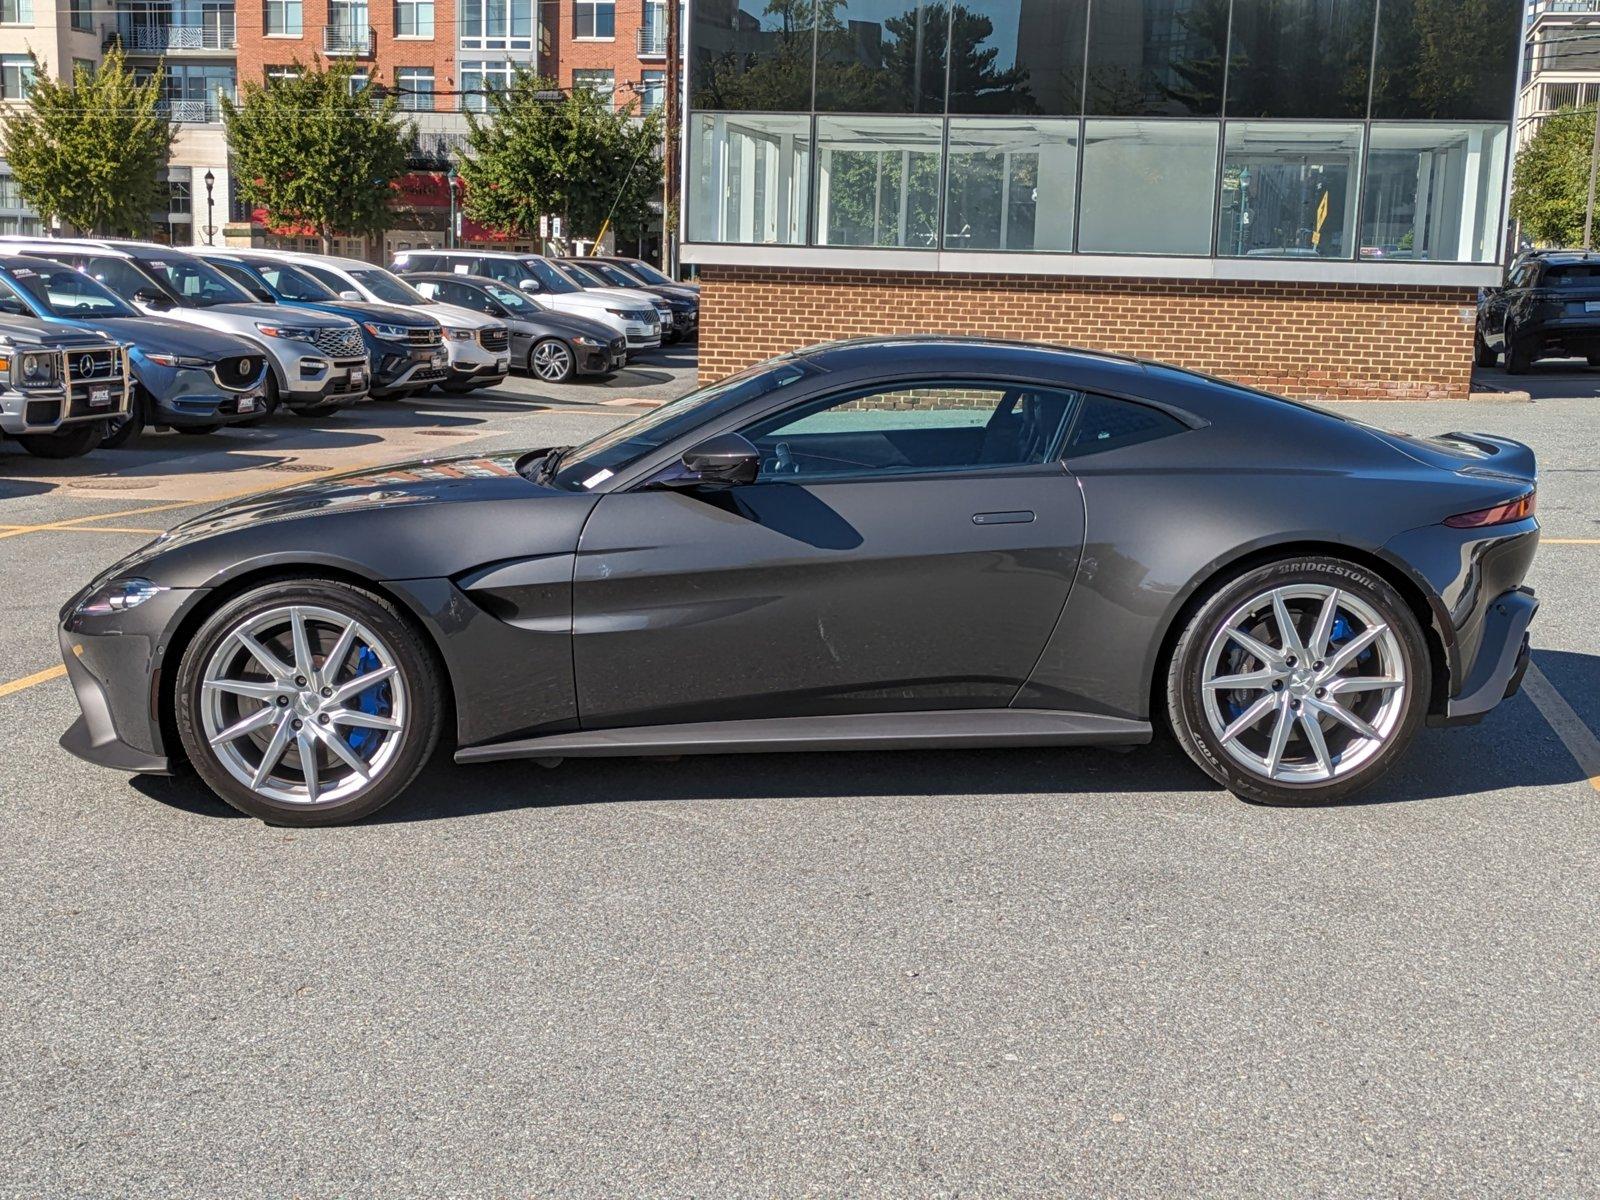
174 580 442 825
1167 557 1429 805
529 338 576 383
16 422 104 459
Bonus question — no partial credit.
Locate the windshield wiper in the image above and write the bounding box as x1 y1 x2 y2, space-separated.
536 445 572 485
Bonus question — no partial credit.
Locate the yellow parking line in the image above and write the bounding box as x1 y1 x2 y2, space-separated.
1543 538 1600 545
0 524 162 535
0 646 79 699
1522 663 1600 795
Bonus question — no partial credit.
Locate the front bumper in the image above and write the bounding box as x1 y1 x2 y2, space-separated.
446 359 511 385
371 342 450 397
145 364 267 427
576 340 627 374
283 356 369 405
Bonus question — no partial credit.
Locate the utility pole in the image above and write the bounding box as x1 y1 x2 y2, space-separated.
663 0 681 276
1586 102 1600 250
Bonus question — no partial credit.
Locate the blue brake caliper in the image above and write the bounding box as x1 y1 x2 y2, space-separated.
343 645 391 759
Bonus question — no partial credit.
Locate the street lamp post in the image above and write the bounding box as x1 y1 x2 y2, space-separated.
203 169 217 245
447 164 459 249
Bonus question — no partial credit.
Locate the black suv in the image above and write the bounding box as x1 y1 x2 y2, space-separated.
1477 250 1600 373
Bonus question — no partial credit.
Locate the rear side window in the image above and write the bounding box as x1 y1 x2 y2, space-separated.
1542 265 1600 287
1065 395 1188 459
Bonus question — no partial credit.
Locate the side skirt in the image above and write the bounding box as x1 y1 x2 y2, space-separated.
455 708 1152 765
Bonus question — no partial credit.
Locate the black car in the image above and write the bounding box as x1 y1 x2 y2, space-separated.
557 258 698 342
594 256 698 296
58 338 1539 825
1476 250 1600 373
405 272 627 382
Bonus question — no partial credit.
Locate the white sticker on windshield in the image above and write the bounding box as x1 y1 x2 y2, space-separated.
11 268 32 277
582 468 614 489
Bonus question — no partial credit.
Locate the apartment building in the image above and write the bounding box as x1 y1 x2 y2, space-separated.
1521 0 1600 146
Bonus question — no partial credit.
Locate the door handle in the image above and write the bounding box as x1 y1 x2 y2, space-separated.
972 510 1035 525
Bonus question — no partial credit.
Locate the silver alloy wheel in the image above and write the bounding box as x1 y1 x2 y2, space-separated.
1200 584 1407 785
199 604 407 806
531 340 573 382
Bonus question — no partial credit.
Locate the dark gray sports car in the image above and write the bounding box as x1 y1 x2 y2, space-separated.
58 338 1540 825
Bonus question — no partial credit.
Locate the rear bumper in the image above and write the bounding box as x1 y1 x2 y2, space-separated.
1438 586 1539 725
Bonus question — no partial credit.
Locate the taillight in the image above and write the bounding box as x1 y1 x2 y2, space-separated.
1444 491 1536 528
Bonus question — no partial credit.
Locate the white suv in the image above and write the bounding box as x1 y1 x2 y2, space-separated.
391 249 662 353
277 252 512 392
0 238 369 415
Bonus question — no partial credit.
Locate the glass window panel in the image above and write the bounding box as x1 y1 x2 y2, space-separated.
1371 0 1520 120
690 0 815 111
1078 118 1219 254
945 0 1087 115
1217 121 1361 258
944 117 1078 252
815 115 942 246
1084 0 1228 116
1224 0 1374 119
688 112 812 244
1359 122 1508 263
814 0 945 113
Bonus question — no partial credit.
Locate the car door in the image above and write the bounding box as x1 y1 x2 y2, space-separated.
1486 264 1533 349
571 379 1088 729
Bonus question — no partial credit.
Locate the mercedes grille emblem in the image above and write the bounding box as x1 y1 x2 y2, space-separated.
78 354 94 376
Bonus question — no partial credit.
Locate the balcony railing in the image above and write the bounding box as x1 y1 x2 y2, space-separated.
636 24 666 57
112 19 237 52
159 97 226 123
322 25 375 56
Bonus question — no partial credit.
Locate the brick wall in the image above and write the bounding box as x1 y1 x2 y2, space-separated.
696 267 1480 402
234 1 458 98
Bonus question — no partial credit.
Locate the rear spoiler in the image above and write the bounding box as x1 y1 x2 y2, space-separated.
1443 432 1537 483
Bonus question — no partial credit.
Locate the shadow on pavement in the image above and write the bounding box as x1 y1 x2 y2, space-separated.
126 651 1598 824
1473 360 1600 399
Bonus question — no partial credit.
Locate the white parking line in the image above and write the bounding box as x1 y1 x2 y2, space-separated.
1522 663 1600 795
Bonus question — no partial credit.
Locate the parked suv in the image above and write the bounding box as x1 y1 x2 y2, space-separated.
556 258 697 342
390 249 662 354
1475 250 1600 373
198 249 447 399
0 239 368 415
0 254 265 447
407 273 627 381
0 313 130 458
262 252 512 393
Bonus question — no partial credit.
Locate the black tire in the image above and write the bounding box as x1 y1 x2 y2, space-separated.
100 390 148 449
16 422 104 459
1166 556 1430 806
527 338 577 383
240 373 280 426
174 579 443 826
174 423 222 436
1473 332 1498 368
1505 332 1533 375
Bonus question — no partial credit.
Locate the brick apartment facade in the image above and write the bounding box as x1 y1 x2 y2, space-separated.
233 0 458 100
696 268 1480 401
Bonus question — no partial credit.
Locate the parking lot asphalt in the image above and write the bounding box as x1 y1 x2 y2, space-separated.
2 352 1597 1198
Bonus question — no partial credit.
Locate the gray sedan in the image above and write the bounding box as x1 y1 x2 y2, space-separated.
406 273 626 383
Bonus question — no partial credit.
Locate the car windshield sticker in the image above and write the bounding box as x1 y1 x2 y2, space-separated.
582 468 614 489
11 268 33 277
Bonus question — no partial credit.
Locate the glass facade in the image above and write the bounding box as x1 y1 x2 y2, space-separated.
685 0 1520 263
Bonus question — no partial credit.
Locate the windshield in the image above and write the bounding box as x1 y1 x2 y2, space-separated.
620 259 675 286
585 261 641 288
520 258 579 294
139 255 254 306
73 255 175 305
350 267 427 306
548 358 818 490
484 281 537 313
8 264 137 317
253 260 338 301
558 261 607 288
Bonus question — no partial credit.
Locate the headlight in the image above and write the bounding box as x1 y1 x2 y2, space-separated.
606 308 643 320
145 353 213 368
362 321 411 341
255 322 319 341
572 335 602 347
444 326 473 341
12 350 60 386
75 578 166 617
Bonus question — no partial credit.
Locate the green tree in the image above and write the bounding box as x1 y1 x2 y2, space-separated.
222 62 413 252
457 72 663 243
0 48 173 236
1511 106 1596 246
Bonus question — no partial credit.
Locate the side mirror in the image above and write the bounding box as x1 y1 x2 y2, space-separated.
132 288 171 309
518 279 541 292
340 289 362 301
678 432 760 487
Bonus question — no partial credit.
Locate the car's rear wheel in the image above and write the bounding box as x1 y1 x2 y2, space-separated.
1167 557 1429 805
1473 332 1498 368
529 338 575 383
174 580 442 825
1505 330 1533 374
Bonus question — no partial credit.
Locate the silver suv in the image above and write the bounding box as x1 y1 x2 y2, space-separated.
0 239 368 416
0 314 130 458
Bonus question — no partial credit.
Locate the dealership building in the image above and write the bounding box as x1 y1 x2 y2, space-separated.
681 0 1522 399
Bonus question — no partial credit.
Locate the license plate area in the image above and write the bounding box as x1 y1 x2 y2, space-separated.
88 386 111 408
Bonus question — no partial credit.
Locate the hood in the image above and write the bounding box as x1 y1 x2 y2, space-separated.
418 300 498 331
0 316 114 348
78 316 259 359
512 308 622 341
292 300 439 329
202 301 355 328
110 450 605 589
554 291 652 317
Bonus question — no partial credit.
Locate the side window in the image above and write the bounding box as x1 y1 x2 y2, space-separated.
742 382 1079 481
303 264 348 293
0 276 28 314
406 254 441 272
454 286 498 314
1064 395 1188 459
475 259 522 285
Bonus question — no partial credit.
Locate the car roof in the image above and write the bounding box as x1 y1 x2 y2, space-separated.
399 248 535 261
276 251 370 273
406 272 500 288
1531 251 1600 267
